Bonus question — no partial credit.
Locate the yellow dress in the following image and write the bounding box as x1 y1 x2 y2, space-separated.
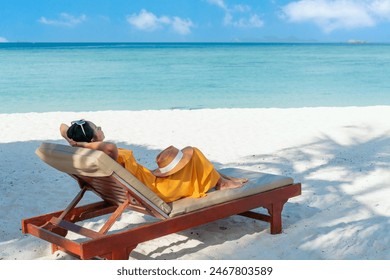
116 147 221 203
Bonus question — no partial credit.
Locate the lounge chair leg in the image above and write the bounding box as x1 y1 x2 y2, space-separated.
51 244 59 254
266 200 286 234
110 246 135 260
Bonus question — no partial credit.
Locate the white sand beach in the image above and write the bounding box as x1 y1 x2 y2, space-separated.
1 106 390 261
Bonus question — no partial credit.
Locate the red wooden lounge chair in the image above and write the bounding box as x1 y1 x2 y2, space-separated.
22 143 301 260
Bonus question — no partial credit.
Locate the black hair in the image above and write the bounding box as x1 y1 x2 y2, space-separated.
66 121 95 142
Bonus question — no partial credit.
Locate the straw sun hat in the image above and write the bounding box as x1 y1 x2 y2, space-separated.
152 146 194 177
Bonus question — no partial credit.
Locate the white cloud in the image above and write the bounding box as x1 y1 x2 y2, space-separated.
224 13 264 28
233 4 251 13
281 0 390 33
237 14 264 28
38 13 87 27
126 9 162 31
207 0 228 10
127 9 194 35
208 0 264 28
370 0 390 19
171 17 194 35
0 37 8 43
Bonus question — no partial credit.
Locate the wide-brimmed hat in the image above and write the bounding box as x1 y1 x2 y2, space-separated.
152 146 194 177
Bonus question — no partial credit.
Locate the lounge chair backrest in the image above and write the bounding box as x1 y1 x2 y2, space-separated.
35 143 172 216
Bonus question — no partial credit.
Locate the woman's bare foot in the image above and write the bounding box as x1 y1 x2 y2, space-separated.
219 173 248 184
216 176 247 190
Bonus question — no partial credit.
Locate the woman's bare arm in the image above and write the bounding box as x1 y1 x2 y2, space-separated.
59 123 118 160
60 123 76 145
76 141 118 160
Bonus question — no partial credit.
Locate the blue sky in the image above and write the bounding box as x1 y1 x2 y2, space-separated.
1 0 390 42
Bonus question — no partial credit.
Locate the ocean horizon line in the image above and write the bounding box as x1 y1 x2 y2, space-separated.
1 41 387 47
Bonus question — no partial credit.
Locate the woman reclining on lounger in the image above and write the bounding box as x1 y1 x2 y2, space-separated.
60 119 247 203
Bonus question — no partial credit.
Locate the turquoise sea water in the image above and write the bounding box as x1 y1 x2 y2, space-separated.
1 42 390 113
